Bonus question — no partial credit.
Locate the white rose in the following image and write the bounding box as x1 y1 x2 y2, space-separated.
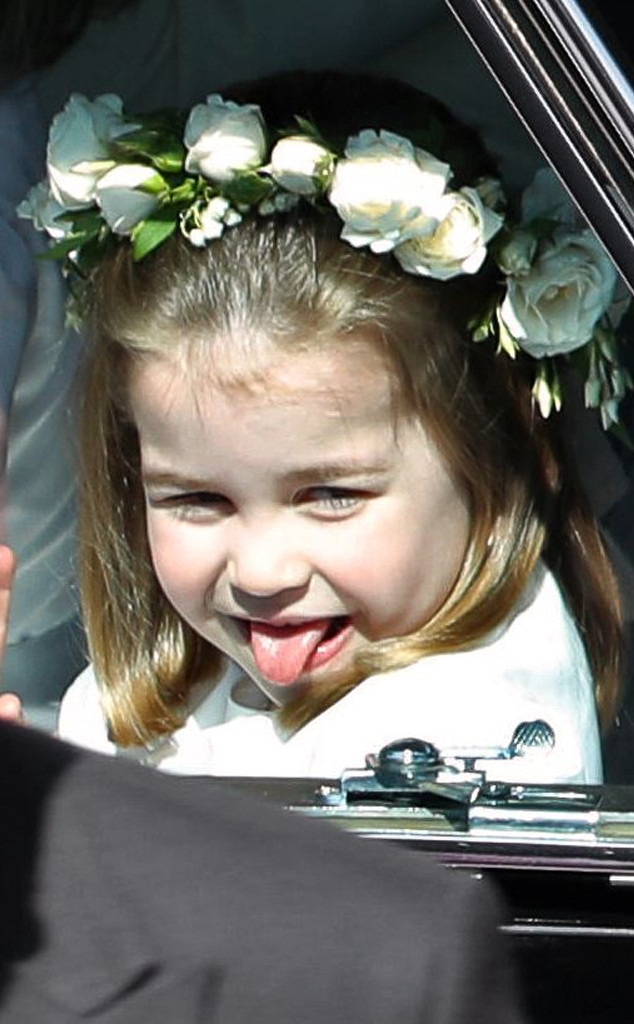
606 274 632 330
269 136 331 195
499 229 617 357
47 93 132 209
329 129 451 253
394 187 503 280
17 181 72 240
184 94 266 182
96 164 162 235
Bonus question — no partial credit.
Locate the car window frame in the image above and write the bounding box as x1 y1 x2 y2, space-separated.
442 0 634 292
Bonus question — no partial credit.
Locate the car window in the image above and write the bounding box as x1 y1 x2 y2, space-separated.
28 0 634 798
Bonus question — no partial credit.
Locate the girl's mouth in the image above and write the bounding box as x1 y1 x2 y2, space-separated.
246 616 353 685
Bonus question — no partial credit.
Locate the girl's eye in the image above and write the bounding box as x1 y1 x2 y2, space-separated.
147 491 232 519
297 487 362 516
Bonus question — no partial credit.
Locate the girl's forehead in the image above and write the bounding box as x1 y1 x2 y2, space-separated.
140 328 400 405
126 334 419 458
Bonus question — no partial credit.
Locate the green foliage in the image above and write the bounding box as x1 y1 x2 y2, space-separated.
112 112 187 173
223 172 274 207
131 214 178 260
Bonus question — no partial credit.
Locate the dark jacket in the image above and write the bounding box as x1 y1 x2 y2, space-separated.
0 721 526 1023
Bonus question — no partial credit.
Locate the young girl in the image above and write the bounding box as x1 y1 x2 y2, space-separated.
21 71 627 783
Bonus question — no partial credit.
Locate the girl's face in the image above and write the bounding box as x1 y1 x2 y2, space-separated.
129 336 471 706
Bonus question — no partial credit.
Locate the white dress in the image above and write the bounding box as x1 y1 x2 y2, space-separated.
57 564 603 783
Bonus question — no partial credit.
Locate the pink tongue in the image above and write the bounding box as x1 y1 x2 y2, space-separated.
249 619 331 685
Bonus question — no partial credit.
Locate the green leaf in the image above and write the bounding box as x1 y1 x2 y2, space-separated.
38 236 83 261
584 376 602 408
62 208 104 233
131 216 177 260
469 310 493 342
166 177 200 204
313 153 336 191
113 129 186 173
223 172 273 207
471 323 490 342
137 171 169 196
38 216 104 261
594 324 618 361
150 147 187 174
292 116 330 150
129 110 187 135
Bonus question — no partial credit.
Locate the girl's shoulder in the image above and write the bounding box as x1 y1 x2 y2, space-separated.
296 565 601 782
55 659 268 771
57 663 114 753
484 562 591 689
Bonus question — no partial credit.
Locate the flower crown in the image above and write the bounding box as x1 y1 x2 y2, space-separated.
19 92 632 428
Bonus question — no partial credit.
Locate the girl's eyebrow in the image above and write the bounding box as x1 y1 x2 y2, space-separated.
284 461 391 485
142 461 391 490
142 471 212 490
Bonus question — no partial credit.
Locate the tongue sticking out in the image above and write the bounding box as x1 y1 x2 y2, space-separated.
249 619 331 685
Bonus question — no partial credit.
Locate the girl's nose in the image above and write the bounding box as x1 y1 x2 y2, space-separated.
227 521 311 598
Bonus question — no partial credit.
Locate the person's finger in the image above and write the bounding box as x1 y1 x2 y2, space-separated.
0 543 16 662
0 692 24 723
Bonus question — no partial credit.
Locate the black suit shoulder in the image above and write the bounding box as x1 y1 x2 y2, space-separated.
0 722 526 1023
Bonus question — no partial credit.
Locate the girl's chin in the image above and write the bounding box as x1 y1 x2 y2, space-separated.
252 674 312 707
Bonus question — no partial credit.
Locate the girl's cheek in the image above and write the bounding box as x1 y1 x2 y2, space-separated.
146 518 200 581
164 536 226 595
